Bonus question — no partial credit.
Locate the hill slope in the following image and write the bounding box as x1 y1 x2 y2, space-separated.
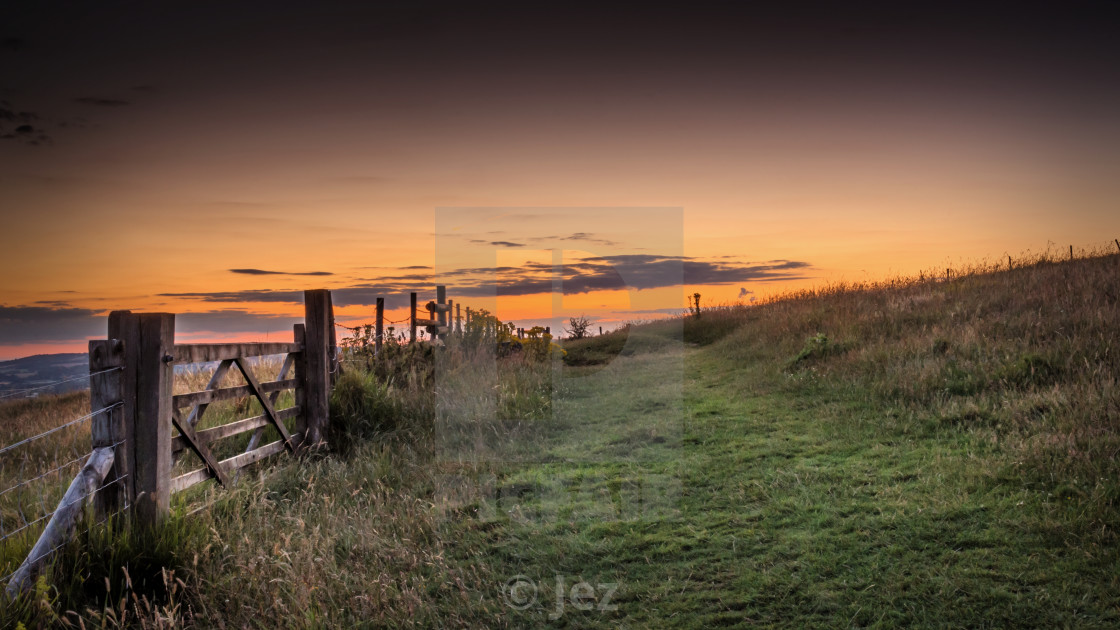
6 250 1119 628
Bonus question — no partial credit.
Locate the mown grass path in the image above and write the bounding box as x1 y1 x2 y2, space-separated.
451 346 1120 628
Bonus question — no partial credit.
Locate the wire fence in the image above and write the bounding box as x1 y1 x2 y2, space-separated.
0 367 121 401
0 399 125 587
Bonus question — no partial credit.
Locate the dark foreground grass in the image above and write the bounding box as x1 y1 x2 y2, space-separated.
4 250 1119 627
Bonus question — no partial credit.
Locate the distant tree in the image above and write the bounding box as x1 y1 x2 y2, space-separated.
566 315 592 339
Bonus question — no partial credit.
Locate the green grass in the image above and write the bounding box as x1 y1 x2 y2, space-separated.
4 248 1120 627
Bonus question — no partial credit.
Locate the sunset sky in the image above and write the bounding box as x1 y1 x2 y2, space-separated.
1 2 1117 359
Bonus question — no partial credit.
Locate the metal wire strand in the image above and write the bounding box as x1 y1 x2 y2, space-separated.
0 478 130 586
0 453 87 499
0 471 129 545
0 366 122 400
0 403 121 458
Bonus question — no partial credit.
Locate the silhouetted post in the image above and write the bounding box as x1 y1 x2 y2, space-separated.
436 285 447 326
1070 245 1074 261
1115 238 1120 253
1008 255 1013 270
301 290 332 450
599 326 603 336
456 303 462 333
410 292 417 344
466 307 472 328
375 297 385 355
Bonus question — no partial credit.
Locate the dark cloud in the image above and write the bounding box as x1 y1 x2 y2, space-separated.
470 239 525 247
74 97 130 106
0 304 308 348
0 305 103 344
0 100 49 144
159 290 306 303
162 255 813 306
229 268 333 276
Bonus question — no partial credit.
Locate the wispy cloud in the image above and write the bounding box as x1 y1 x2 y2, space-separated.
229 268 333 276
470 240 525 247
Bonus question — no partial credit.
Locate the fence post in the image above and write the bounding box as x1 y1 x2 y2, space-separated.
107 312 139 515
410 292 417 344
327 292 339 384
456 303 462 333
436 285 447 341
375 297 385 355
292 323 308 446
89 337 126 519
302 290 332 449
133 313 174 526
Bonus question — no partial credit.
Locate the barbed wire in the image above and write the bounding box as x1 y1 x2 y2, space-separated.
0 366 123 401
0 403 122 458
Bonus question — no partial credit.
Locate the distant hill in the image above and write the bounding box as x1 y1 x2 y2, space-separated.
0 353 89 399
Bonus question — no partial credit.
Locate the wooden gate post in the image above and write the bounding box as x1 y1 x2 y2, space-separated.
90 336 126 519
292 323 308 447
126 313 175 527
106 312 139 517
456 303 462 334
301 290 332 449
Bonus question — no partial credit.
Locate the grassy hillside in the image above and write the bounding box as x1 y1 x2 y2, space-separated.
3 248 1119 628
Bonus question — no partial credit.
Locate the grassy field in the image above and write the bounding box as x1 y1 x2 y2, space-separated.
2 248 1119 628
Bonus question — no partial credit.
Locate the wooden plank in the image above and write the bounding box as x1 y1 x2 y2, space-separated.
172 406 299 453
241 355 294 460
172 342 301 364
414 318 441 327
5 447 115 596
171 408 231 487
235 357 295 452
134 313 174 526
172 378 297 409
89 338 124 518
170 435 296 493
